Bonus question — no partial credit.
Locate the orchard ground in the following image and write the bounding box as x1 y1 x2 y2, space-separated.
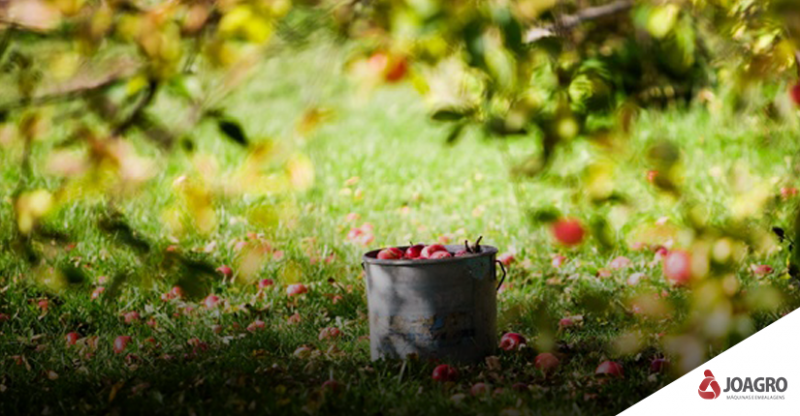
2 41 800 415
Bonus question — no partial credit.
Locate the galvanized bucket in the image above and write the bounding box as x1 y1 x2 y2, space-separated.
362 245 506 363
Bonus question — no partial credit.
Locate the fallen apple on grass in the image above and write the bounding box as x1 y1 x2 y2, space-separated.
663 250 692 285
114 335 132 354
470 382 489 396
431 364 459 382
499 332 526 351
65 332 81 346
552 218 585 246
595 361 624 377
534 353 560 373
287 283 308 296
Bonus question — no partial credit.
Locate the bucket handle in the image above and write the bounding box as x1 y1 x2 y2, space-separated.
495 260 506 291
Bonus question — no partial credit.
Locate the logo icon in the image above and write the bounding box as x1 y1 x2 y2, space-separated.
698 369 721 400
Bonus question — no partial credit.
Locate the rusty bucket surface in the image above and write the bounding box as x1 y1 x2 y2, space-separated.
362 245 504 363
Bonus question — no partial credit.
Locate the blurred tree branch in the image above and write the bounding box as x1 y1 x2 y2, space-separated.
525 0 634 42
0 64 140 113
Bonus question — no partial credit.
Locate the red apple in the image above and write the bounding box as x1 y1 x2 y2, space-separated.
65 332 81 346
498 253 515 266
646 170 659 183
287 283 308 296
37 299 49 311
318 327 342 340
470 382 489 396
559 317 574 328
171 286 185 298
287 313 302 324
790 82 800 107
431 364 458 382
429 250 452 259
420 244 447 259
663 250 691 285
247 319 266 332
650 357 669 373
752 265 773 276
204 294 221 309
404 244 425 259
552 218 585 246
781 187 798 199
499 332 526 351
123 311 140 324
377 247 403 260
384 56 409 82
216 265 233 277
114 335 132 354
91 287 105 300
595 361 624 377
534 352 560 373
258 278 275 289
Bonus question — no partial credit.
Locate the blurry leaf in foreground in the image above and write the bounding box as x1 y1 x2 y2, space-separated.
297 107 335 136
731 186 770 220
173 177 217 234
431 107 474 122
15 190 54 234
445 123 466 145
280 260 303 285
286 153 315 192
527 207 561 224
646 4 680 39
7 0 62 31
217 119 249 146
586 161 615 201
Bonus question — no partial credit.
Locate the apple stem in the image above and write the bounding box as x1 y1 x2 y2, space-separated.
464 240 471 253
473 236 483 253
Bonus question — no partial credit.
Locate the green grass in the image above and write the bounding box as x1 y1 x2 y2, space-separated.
1 41 800 415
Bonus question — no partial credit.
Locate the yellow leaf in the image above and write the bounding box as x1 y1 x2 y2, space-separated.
286 154 315 192
647 4 679 39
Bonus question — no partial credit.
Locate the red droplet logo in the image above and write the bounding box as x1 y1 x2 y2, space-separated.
698 369 721 400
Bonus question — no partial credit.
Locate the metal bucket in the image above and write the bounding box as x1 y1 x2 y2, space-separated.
362 245 506 363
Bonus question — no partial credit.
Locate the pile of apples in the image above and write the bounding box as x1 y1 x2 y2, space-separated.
376 237 484 260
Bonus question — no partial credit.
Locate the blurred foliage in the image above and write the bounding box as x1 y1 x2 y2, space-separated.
0 0 315 298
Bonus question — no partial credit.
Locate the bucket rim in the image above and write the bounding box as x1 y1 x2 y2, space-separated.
362 244 498 266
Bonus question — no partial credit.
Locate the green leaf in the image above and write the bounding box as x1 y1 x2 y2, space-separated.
462 19 486 70
773 227 786 242
528 207 561 224
445 123 466 145
431 107 472 122
218 119 249 146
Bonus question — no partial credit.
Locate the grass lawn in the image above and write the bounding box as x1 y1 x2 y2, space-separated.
1 41 800 415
